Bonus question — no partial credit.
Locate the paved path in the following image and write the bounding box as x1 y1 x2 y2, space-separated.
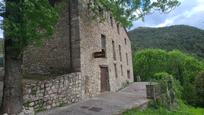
37 82 149 115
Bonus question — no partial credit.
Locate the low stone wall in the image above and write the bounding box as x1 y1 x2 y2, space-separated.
146 82 161 100
23 72 83 111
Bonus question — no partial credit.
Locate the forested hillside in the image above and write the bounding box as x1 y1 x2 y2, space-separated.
128 25 204 58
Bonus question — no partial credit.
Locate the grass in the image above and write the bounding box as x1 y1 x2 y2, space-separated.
123 102 204 115
123 108 204 115
123 108 189 115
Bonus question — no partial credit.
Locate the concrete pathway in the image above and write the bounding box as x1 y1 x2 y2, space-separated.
37 82 149 115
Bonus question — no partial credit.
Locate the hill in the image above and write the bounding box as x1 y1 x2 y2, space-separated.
128 25 204 58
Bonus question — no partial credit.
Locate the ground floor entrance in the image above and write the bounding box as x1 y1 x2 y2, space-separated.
100 66 110 92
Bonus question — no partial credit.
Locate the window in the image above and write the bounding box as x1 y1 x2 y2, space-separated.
119 45 122 61
114 64 118 78
127 70 130 79
125 38 127 45
110 16 113 27
117 23 120 34
101 34 106 50
121 65 123 76
126 53 128 65
112 41 116 60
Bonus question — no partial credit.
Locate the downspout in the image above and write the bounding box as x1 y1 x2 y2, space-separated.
68 0 81 72
69 0 73 71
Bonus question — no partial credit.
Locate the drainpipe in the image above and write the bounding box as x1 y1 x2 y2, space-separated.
69 0 81 72
69 0 73 71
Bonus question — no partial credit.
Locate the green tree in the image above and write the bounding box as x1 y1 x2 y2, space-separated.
1 0 58 114
133 49 204 106
0 0 179 114
90 0 180 27
133 49 169 80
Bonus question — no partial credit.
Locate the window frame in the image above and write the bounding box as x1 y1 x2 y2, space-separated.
112 40 116 60
119 45 122 61
114 63 118 78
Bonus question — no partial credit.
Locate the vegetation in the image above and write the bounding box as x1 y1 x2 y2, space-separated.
130 49 204 115
126 17 204 115
133 49 204 106
153 72 182 109
4 0 59 55
123 104 204 115
128 25 204 58
195 71 204 107
89 0 179 27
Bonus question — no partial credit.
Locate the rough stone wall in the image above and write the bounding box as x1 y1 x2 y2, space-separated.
23 72 83 111
22 1 71 75
79 0 134 98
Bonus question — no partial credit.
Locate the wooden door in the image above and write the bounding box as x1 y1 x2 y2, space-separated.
100 66 110 92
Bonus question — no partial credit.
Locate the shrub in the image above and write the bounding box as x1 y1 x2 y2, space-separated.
195 71 204 107
133 49 203 81
153 72 182 110
133 49 204 106
133 49 169 81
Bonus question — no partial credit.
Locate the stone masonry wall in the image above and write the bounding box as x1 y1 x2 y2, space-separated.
23 72 83 111
79 0 134 98
23 1 71 75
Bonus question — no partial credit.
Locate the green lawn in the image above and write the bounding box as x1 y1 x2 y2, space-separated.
123 103 204 115
123 108 189 115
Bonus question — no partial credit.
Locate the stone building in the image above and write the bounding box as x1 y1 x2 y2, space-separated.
22 0 134 110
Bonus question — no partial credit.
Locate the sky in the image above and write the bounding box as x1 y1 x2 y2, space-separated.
130 0 204 30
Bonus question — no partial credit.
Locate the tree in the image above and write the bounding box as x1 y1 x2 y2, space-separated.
0 0 179 114
133 49 204 106
90 0 180 27
0 0 58 114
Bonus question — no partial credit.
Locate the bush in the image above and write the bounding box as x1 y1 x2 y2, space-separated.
195 71 204 107
133 49 204 106
133 49 169 81
133 49 203 82
153 72 182 110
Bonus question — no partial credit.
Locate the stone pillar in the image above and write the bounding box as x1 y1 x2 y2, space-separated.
69 0 81 72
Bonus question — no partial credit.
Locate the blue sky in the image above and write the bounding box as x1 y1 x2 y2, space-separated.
130 0 204 30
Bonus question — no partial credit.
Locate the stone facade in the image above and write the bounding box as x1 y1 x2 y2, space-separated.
23 72 83 111
79 0 134 97
22 0 134 111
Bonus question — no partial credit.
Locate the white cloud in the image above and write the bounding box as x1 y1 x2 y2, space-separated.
153 16 178 27
131 0 204 30
153 0 204 28
183 1 204 18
